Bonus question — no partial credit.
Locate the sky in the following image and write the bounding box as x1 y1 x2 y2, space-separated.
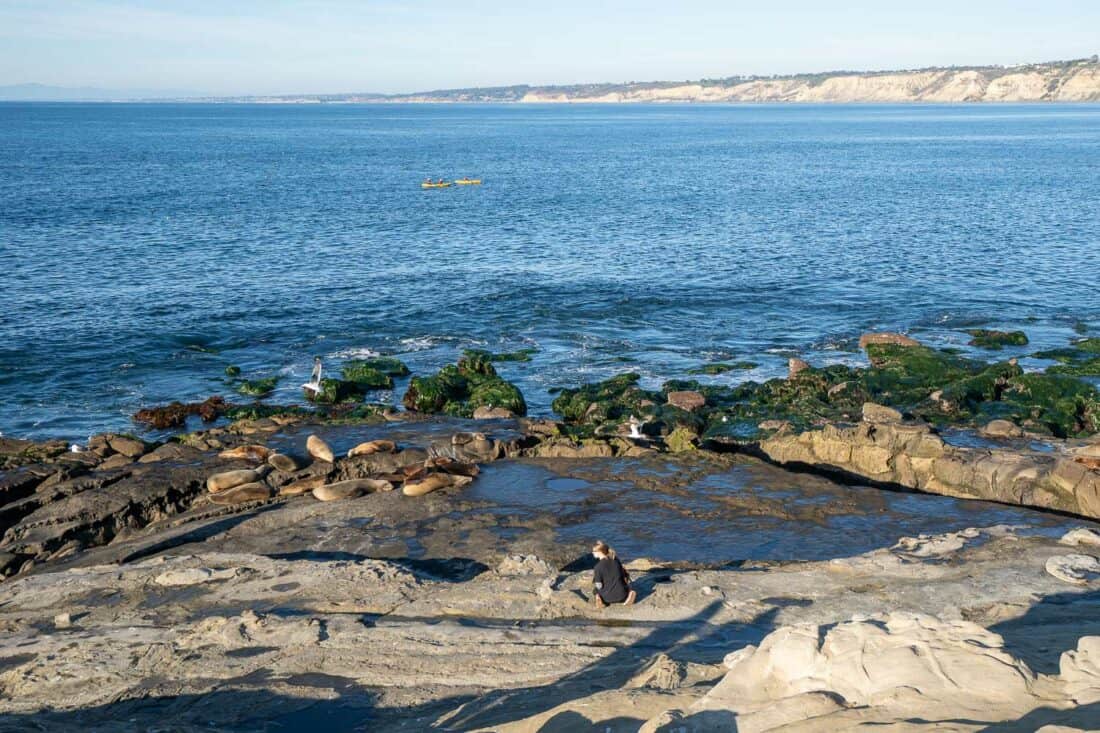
0 0 1098 96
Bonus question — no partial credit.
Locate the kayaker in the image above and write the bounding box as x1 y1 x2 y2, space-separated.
591 540 636 608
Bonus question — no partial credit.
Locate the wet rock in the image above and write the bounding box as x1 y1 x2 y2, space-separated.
207 468 268 493
133 396 227 429
787 358 810 379
862 402 903 424
667 391 706 412
306 435 335 464
267 453 299 472
858 332 921 349
307 378 367 404
97 454 134 471
208 482 272 505
235 376 278 397
219 445 273 462
312 478 391 502
107 435 147 458
403 352 527 417
347 440 397 457
980 419 1025 439
472 405 515 419
1045 554 1100 585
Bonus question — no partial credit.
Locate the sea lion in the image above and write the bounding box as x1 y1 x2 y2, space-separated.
207 467 269 493
306 435 335 463
209 482 272 505
279 475 328 496
347 439 397 457
267 453 299 472
218 444 272 462
312 478 392 502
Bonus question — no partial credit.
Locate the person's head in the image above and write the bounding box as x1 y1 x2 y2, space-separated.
592 540 616 560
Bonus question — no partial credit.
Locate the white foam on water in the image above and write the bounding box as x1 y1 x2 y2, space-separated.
328 347 382 359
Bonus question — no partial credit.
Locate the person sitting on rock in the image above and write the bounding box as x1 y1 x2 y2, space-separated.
592 540 636 608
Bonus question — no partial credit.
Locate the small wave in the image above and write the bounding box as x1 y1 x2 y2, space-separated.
328 347 382 359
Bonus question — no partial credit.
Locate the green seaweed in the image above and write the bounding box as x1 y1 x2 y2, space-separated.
1075 338 1100 354
224 365 241 377
1048 357 1100 377
340 362 395 390
308 378 367 405
965 330 1029 349
402 356 527 416
235 376 278 397
687 362 758 375
345 356 410 377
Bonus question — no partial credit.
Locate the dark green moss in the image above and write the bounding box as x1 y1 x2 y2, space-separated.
223 403 308 421
485 348 537 362
1048 357 1100 377
687 362 758 375
235 376 278 397
340 362 394 390
308 378 367 405
457 350 498 378
402 356 526 416
965 329 1030 349
550 373 660 424
1075 338 1100 354
344 356 410 378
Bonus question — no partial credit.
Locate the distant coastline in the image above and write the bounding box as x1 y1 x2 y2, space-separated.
10 56 1098 104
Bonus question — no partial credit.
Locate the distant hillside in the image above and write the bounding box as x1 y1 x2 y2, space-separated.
218 56 1100 104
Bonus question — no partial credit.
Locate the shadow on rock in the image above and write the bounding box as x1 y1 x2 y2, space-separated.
989 588 1100 673
266 550 490 582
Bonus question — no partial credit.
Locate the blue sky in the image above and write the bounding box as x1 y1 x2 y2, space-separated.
1 0 1097 95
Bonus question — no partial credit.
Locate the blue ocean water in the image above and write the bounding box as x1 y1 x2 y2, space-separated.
2 102 1099 440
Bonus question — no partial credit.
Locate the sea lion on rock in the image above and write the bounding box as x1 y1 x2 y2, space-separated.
267 453 299 472
209 482 272 505
207 467 269 493
306 435 335 463
219 444 272 462
347 440 397 457
426 456 480 477
402 473 473 497
312 478 392 502
279 475 328 496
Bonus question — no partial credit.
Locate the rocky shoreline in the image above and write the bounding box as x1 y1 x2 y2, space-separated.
1 333 1099 729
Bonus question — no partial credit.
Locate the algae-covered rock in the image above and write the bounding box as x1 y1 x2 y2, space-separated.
308 378 367 405
965 329 1029 349
224 365 241 377
665 426 699 453
344 356 410 378
340 362 395 389
235 377 278 397
1048 357 1100 377
402 355 526 417
1075 338 1100 353
687 362 758 375
551 373 661 425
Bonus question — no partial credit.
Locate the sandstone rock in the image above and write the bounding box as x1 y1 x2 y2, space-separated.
312 478 391 502
1045 554 1100 585
107 435 146 458
208 482 272 505
207 468 268 493
347 439 397 457
154 567 238 587
862 402 903 424
279 475 328 496
1060 528 1100 547
858 331 921 349
267 453 299 472
788 358 810 379
219 444 273 462
980 419 1025 439
472 405 516 419
757 419 792 433
495 554 555 576
97 454 134 471
666 391 706 412
306 435 335 463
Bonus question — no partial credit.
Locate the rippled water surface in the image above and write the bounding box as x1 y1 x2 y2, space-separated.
2 103 1099 439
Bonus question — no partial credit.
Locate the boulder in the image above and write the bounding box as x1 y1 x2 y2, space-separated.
980 419 1025 439
207 468 268 493
787 358 810 379
666 391 706 412
306 435 335 463
862 402 903 424
107 435 147 458
858 332 921 349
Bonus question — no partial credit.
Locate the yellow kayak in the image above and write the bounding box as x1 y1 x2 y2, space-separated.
421 182 452 189
455 178 482 185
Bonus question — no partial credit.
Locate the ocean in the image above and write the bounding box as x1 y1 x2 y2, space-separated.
2 102 1099 440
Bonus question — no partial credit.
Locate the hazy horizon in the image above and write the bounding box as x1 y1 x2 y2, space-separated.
1 1 1098 97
